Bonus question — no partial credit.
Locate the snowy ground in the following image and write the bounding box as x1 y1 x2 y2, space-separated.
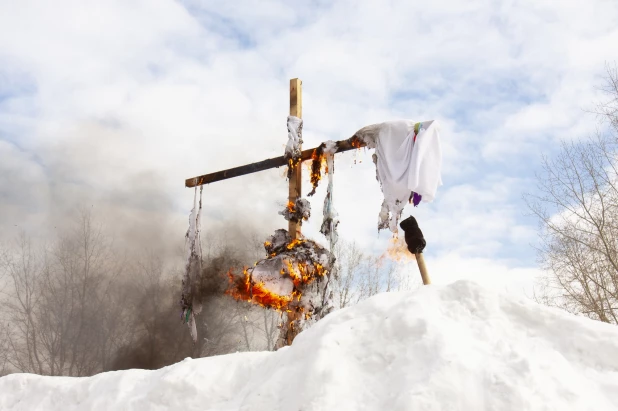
2 280 618 411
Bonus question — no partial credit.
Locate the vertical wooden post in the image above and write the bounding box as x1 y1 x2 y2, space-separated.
288 78 302 241
415 253 431 285
285 78 303 347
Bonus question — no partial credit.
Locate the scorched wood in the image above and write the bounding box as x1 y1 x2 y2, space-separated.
185 136 366 187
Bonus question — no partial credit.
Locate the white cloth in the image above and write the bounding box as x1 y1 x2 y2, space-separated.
357 119 442 233
320 150 339 249
285 116 303 161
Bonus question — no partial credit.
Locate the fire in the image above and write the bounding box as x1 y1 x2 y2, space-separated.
286 201 295 213
251 282 294 310
349 136 366 165
287 157 302 179
285 259 324 287
226 258 326 313
226 267 294 311
286 238 305 250
226 230 332 323
288 157 301 169
350 135 363 149
308 148 328 196
380 236 414 263
225 267 251 299
286 156 302 180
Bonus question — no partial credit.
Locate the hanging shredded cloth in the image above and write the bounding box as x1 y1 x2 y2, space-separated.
181 185 204 343
320 140 339 250
317 140 339 319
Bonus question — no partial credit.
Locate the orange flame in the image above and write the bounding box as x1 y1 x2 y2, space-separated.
379 236 414 263
226 258 326 313
286 238 305 250
226 267 293 311
308 148 329 195
350 136 363 149
288 157 302 173
284 259 325 288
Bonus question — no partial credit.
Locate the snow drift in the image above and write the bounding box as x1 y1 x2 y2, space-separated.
2 280 618 411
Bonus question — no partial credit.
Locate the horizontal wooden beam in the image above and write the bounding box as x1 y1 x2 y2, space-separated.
185 136 365 187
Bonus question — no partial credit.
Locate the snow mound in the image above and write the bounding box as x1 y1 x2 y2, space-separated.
2 280 618 411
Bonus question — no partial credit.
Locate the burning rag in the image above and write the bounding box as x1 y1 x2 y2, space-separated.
357 120 442 233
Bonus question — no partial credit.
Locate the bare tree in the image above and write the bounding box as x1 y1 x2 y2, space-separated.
330 240 411 310
1 233 46 374
594 62 618 131
231 306 281 352
107 271 195 371
357 256 383 301
331 240 365 309
0 210 131 376
257 310 280 351
1 206 420 376
525 64 618 324
0 322 8 376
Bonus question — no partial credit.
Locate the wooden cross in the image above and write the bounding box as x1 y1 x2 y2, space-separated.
185 78 365 240
185 78 368 346
185 78 431 345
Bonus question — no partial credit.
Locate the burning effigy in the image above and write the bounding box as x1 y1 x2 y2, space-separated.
226 229 334 346
181 103 443 347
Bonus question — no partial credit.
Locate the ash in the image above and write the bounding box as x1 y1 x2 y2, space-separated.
279 198 311 223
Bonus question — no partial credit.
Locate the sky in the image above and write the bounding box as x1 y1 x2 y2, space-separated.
1 0 618 298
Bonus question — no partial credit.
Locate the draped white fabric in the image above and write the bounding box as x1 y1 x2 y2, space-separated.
359 119 442 232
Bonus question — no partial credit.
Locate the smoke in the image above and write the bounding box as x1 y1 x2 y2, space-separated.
0 120 188 266
106 233 264 371
0 115 336 374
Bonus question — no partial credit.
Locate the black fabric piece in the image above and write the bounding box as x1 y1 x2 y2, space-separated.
399 216 426 254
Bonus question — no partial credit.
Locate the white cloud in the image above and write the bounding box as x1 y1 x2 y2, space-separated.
1 0 618 295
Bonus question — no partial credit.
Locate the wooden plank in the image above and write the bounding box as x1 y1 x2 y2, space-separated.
185 136 365 187
415 253 431 285
289 78 302 119
286 78 303 346
288 78 303 240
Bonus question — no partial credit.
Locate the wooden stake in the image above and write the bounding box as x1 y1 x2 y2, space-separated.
288 78 303 240
415 253 431 285
283 78 304 346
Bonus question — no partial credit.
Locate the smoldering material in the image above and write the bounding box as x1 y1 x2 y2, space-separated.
279 198 311 224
